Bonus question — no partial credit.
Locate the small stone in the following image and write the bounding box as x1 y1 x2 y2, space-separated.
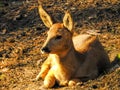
1 29 7 34
13 14 23 21
71 7 76 11
37 59 44 66
1 68 9 73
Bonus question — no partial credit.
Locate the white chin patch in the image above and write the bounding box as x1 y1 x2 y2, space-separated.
41 50 50 54
41 50 45 54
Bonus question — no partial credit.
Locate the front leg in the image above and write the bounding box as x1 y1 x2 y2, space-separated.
44 70 55 88
35 57 51 80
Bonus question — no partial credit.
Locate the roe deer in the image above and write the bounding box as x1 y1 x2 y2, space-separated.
35 5 110 88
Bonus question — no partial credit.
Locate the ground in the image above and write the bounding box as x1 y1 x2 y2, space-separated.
0 0 120 90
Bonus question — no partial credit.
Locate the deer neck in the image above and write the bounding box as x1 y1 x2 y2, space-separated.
56 41 76 61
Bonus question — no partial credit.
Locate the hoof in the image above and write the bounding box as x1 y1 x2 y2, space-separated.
68 80 76 86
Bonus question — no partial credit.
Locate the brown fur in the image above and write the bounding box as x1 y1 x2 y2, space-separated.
35 5 110 88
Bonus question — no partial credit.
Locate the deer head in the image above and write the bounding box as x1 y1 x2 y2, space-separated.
38 5 74 56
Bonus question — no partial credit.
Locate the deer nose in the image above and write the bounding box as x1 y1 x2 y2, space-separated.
41 47 51 53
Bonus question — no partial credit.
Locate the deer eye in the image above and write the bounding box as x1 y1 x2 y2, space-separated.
55 35 62 40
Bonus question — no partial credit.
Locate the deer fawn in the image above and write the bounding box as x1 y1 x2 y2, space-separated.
35 5 110 88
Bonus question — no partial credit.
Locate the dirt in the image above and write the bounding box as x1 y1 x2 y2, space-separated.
0 0 120 90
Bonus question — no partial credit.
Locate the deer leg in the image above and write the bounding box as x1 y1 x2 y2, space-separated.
35 57 51 81
43 70 55 88
35 65 50 81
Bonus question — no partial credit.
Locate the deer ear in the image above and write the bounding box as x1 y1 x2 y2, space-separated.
63 11 73 32
38 5 53 28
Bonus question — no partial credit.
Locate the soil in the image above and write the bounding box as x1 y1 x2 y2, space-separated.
0 0 120 90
